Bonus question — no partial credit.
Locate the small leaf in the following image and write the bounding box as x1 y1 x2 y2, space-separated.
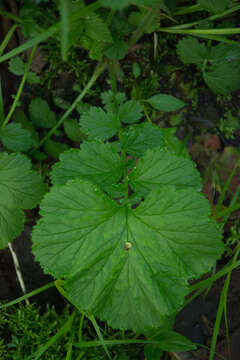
101 90 126 113
80 107 120 140
118 100 143 124
104 40 128 60
147 94 185 112
44 139 69 159
8 56 25 75
176 37 208 66
29 97 57 128
51 141 124 190
85 13 113 43
203 62 240 94
0 123 34 152
63 118 86 142
128 9 160 34
198 0 230 13
120 122 164 156
129 148 201 195
8 56 40 84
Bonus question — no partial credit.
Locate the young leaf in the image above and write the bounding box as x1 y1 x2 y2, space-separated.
44 139 69 159
0 152 45 248
118 100 143 124
85 13 113 43
8 56 40 84
80 107 120 140
63 118 86 142
101 90 126 112
176 37 208 66
51 141 124 189
29 97 57 128
120 122 164 157
129 148 201 195
32 180 223 331
147 94 185 112
104 40 128 60
197 0 230 14
0 123 34 152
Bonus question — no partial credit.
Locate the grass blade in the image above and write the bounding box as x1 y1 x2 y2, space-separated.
59 0 71 61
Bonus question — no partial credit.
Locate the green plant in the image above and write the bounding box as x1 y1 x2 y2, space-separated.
30 88 224 333
2 0 240 358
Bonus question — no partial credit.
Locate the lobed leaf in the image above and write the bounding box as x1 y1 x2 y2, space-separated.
32 180 223 330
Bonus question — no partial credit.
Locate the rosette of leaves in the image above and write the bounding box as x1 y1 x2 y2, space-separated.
0 153 45 249
32 92 223 331
177 37 240 94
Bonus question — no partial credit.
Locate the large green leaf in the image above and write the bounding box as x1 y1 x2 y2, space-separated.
129 148 201 195
80 107 120 140
0 152 45 248
51 141 124 189
32 180 223 330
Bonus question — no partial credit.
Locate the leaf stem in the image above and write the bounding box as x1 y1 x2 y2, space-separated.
0 24 18 57
2 44 37 128
31 59 107 152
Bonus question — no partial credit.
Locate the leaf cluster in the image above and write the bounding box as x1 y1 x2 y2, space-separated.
177 37 240 94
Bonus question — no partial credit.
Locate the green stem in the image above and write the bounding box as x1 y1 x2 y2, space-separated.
0 10 21 22
0 24 18 57
2 45 37 128
158 27 240 35
31 59 107 152
0 281 55 309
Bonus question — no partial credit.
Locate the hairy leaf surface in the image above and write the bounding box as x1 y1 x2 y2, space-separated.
129 148 201 195
32 180 223 330
51 141 124 189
